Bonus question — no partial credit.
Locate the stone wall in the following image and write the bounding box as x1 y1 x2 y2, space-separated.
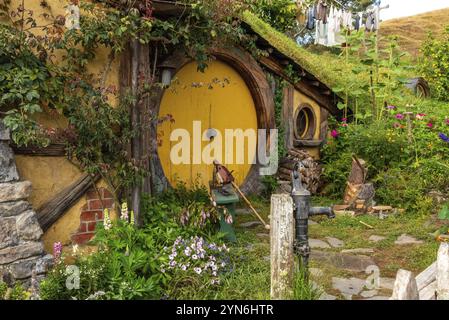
0 121 53 285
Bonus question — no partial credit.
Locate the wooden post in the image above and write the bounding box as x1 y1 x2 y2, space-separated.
391 269 419 300
270 194 294 300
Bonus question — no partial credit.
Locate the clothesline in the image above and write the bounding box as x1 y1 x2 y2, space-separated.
296 0 387 47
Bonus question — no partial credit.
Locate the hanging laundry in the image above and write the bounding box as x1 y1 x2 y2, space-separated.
316 0 328 24
306 6 315 30
296 0 307 27
327 6 336 46
365 10 376 32
354 14 360 31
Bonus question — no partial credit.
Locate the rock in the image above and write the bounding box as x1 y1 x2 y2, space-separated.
235 208 251 215
0 242 44 265
369 235 386 243
0 217 18 250
0 121 10 141
419 281 437 300
360 290 378 298
380 277 396 290
319 292 337 300
332 277 366 295
0 181 32 203
15 211 43 241
0 143 19 183
35 254 54 275
341 248 374 255
309 239 331 249
0 201 31 217
391 269 419 300
239 221 262 228
325 237 345 248
311 251 376 273
8 257 41 279
394 234 424 245
437 243 449 300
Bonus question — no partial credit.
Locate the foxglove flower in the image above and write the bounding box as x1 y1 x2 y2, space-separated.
120 202 129 221
103 208 112 230
53 242 62 261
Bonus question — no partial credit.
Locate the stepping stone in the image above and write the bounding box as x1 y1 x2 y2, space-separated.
332 277 366 295
309 239 331 249
341 248 374 255
326 237 345 248
319 293 337 300
235 208 251 215
364 296 390 300
380 277 396 291
369 235 386 243
239 221 262 228
311 251 376 273
360 290 378 298
394 234 424 245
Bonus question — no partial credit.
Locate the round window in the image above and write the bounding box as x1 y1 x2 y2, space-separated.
295 105 316 140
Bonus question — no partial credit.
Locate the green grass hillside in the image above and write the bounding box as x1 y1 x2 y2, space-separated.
380 8 449 58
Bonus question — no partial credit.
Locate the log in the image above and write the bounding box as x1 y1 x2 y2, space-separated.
37 174 100 231
271 194 294 300
11 143 67 157
348 157 367 184
419 281 437 300
391 269 419 300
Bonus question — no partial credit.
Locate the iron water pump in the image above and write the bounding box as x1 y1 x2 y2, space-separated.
291 163 335 268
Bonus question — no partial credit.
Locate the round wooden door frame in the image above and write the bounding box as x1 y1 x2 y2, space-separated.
154 47 276 193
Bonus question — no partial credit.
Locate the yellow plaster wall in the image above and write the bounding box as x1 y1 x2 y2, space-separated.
293 90 322 159
6 1 120 252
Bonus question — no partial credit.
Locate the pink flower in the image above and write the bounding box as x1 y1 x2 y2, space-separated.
395 114 404 120
416 113 426 120
331 130 339 139
341 123 348 127
427 122 434 129
341 118 348 123
387 105 396 110
445 118 449 125
53 242 62 261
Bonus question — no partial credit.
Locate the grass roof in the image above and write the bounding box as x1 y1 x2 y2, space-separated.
242 11 352 91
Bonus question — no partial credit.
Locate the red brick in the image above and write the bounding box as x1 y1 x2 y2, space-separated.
88 199 114 210
86 188 100 200
80 211 97 222
102 188 113 199
71 232 94 245
78 223 87 233
86 221 97 232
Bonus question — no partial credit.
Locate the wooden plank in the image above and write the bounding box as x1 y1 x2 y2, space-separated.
11 143 66 157
437 243 449 300
270 194 294 300
391 269 419 300
37 174 99 232
416 261 436 291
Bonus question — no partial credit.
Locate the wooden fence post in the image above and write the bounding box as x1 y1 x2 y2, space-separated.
271 194 294 300
391 269 419 300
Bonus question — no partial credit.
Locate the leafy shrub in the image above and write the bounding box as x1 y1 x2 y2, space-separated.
419 27 449 101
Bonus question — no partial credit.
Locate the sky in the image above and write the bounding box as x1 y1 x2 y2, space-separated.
380 0 449 21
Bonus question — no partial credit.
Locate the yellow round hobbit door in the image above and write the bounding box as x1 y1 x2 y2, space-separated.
157 60 258 188
294 104 317 140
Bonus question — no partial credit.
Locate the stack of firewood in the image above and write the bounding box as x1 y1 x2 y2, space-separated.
277 149 322 194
